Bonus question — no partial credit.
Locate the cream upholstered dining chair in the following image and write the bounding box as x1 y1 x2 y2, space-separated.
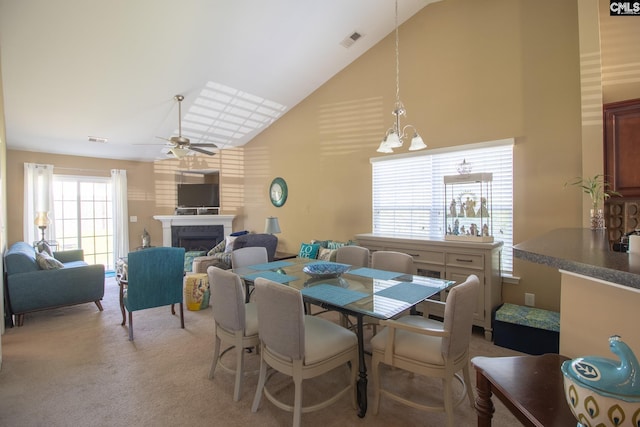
367 250 415 332
370 274 480 427
207 266 259 402
370 250 415 275
251 277 359 427
231 246 268 269
335 245 370 268
231 246 268 302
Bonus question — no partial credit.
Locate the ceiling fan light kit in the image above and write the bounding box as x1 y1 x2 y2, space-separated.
161 94 218 158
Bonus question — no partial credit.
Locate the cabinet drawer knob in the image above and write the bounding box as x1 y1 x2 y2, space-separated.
456 258 473 263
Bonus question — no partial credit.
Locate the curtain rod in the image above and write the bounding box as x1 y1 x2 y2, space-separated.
54 166 110 174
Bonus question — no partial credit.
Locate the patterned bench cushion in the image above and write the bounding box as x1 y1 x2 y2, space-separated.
495 303 560 332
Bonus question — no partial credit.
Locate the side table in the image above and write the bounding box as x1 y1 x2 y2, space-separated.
471 354 575 427
274 252 297 261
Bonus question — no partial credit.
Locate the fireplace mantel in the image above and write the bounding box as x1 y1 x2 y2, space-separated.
153 215 235 247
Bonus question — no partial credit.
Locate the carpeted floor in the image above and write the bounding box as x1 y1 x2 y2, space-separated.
0 277 524 426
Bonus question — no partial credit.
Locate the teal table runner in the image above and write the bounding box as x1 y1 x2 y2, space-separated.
301 284 368 306
247 260 294 270
243 270 298 284
348 267 403 281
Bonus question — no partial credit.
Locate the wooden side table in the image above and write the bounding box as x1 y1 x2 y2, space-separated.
471 354 576 427
274 252 297 261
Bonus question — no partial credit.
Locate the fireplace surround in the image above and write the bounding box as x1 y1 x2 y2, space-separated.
153 215 235 248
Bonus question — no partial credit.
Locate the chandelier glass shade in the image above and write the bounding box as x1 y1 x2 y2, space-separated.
377 0 427 154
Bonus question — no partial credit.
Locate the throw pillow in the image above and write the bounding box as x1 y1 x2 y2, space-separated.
298 243 320 259
36 252 64 270
223 235 239 253
37 241 53 256
317 247 334 261
207 239 226 256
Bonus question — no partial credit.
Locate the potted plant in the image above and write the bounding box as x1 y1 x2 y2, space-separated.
565 174 620 229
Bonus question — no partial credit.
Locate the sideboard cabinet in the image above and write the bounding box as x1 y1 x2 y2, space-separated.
355 233 503 340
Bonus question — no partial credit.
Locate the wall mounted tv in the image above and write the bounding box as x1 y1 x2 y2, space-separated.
177 183 219 207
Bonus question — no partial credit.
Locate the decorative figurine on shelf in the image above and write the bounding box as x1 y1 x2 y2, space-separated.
460 225 466 235
478 197 490 217
449 199 457 218
459 201 466 217
482 224 490 237
453 219 460 235
465 197 476 217
142 228 151 248
469 223 478 237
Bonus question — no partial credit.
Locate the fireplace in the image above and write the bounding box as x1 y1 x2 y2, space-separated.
171 225 224 252
154 215 235 248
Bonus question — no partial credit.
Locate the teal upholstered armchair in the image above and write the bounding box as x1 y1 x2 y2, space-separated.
122 247 185 340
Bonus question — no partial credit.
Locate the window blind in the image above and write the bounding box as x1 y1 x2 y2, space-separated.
371 139 514 273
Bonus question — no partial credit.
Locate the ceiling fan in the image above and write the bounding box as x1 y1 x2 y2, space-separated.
159 94 217 158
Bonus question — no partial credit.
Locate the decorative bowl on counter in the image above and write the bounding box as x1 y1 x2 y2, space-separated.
561 335 640 427
302 262 350 279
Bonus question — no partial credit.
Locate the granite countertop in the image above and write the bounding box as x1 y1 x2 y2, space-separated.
513 228 640 289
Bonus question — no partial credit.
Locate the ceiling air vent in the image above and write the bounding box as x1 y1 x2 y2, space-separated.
88 136 108 143
340 31 363 48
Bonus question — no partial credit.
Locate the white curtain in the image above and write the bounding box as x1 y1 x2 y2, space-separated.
24 163 55 244
111 169 129 266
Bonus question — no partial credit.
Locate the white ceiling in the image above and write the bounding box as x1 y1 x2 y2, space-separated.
0 0 435 162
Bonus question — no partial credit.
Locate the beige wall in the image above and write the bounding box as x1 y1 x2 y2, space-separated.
3 0 638 314
5 148 246 252
241 0 582 311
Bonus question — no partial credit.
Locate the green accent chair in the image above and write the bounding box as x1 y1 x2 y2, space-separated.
123 247 185 341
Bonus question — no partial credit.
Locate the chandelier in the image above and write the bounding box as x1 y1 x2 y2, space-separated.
377 0 427 154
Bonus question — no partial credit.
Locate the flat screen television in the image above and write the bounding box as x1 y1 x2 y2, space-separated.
177 183 219 207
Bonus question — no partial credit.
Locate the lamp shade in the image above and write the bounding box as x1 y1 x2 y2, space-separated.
264 217 281 234
34 211 50 227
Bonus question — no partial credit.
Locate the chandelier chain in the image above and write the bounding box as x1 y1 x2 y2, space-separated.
395 0 401 106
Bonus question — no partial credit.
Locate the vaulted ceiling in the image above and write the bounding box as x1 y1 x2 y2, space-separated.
0 0 436 162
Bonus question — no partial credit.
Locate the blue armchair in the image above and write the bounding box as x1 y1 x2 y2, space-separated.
122 247 185 340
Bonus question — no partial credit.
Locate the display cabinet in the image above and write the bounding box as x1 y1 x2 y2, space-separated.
444 172 493 243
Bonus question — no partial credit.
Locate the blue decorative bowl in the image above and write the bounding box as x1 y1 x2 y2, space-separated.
303 262 350 278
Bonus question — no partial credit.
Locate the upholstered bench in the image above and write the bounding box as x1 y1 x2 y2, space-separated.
493 303 559 355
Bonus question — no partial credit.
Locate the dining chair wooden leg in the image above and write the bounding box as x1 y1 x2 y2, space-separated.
179 303 185 328
209 332 221 379
128 311 134 341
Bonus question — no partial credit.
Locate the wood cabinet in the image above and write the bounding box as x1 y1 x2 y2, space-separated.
604 98 640 197
355 233 503 340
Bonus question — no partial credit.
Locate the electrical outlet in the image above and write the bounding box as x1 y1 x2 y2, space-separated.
524 293 535 307
129 216 137 223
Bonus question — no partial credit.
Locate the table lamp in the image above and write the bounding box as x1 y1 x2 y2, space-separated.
34 211 50 243
264 217 281 235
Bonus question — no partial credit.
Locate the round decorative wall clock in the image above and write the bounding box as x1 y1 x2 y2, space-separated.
269 177 288 207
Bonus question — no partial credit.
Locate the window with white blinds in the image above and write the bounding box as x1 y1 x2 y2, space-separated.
371 138 514 273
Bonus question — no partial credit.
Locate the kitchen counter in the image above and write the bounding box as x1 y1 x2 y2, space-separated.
513 228 640 358
513 228 640 289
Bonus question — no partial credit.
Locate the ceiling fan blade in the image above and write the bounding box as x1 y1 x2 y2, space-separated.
190 143 218 148
189 146 216 156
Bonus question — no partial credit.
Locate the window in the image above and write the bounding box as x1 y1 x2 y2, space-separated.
53 176 113 268
371 139 514 273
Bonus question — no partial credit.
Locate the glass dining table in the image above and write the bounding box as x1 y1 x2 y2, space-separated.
232 257 454 418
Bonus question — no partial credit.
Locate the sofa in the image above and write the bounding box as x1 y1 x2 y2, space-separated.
4 241 105 326
192 233 278 273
